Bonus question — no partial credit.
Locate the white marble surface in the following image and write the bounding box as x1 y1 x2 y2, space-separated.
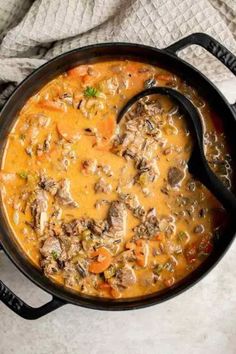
0 80 236 354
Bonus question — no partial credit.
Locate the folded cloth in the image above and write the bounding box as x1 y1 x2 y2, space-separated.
0 0 235 105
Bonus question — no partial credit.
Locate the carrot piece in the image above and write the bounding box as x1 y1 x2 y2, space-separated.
99 282 111 290
164 277 175 287
125 242 136 250
56 121 80 142
185 243 197 264
110 288 121 299
198 236 213 255
124 62 141 75
94 116 116 151
135 240 149 267
89 247 112 274
38 100 65 112
126 240 149 267
82 74 95 86
97 116 116 143
153 233 164 241
156 73 174 82
67 65 88 78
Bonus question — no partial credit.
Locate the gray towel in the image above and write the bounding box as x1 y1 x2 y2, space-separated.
0 0 235 105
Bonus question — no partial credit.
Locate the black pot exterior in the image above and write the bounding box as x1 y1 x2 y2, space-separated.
0 33 235 319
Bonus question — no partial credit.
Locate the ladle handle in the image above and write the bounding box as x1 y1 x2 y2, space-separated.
166 32 236 113
188 149 236 213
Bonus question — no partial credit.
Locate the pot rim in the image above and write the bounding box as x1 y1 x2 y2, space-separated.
0 41 235 310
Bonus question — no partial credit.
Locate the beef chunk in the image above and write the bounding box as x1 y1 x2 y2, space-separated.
40 258 59 276
40 237 62 258
82 159 97 174
107 201 127 239
94 178 112 194
62 219 86 236
30 190 48 234
167 167 184 187
39 175 58 196
56 179 78 207
116 266 136 288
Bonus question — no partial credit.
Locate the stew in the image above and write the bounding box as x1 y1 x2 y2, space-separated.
0 60 233 298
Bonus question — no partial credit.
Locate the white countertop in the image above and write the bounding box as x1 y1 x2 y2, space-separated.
0 81 236 354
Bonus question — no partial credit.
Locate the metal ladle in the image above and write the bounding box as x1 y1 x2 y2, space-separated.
117 87 236 213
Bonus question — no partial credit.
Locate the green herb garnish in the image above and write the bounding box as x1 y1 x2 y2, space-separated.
84 86 100 98
17 171 28 180
177 231 188 242
51 251 58 260
153 264 163 275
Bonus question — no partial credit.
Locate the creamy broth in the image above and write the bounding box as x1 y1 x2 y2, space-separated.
0 61 232 298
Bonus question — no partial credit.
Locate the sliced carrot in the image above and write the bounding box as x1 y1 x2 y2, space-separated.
82 74 96 86
97 116 116 143
153 233 164 241
56 121 80 142
67 65 88 78
124 62 141 75
135 240 149 267
89 247 112 274
198 236 213 255
99 282 111 290
94 116 116 151
38 100 65 112
185 242 197 264
164 277 175 287
125 240 149 267
110 288 121 299
125 242 136 250
156 73 174 82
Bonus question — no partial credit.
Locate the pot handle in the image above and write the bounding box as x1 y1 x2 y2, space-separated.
165 32 236 111
0 280 66 319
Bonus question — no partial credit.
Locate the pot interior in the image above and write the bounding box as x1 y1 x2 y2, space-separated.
0 43 235 309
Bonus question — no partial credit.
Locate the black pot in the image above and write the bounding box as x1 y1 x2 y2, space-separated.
0 33 236 319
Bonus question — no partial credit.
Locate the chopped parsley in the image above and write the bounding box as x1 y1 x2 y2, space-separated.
84 86 100 98
177 231 188 242
17 171 28 180
153 264 163 275
51 251 58 260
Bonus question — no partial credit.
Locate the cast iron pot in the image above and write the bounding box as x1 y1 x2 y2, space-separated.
0 33 236 319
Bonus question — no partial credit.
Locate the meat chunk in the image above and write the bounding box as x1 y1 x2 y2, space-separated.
39 175 58 196
40 237 62 258
107 201 127 239
67 236 81 259
167 167 184 187
30 190 48 234
56 179 78 207
81 159 97 174
40 258 59 276
63 262 79 287
137 158 160 183
119 193 140 210
89 220 108 236
133 208 159 239
94 178 112 194
116 266 136 288
62 218 86 236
